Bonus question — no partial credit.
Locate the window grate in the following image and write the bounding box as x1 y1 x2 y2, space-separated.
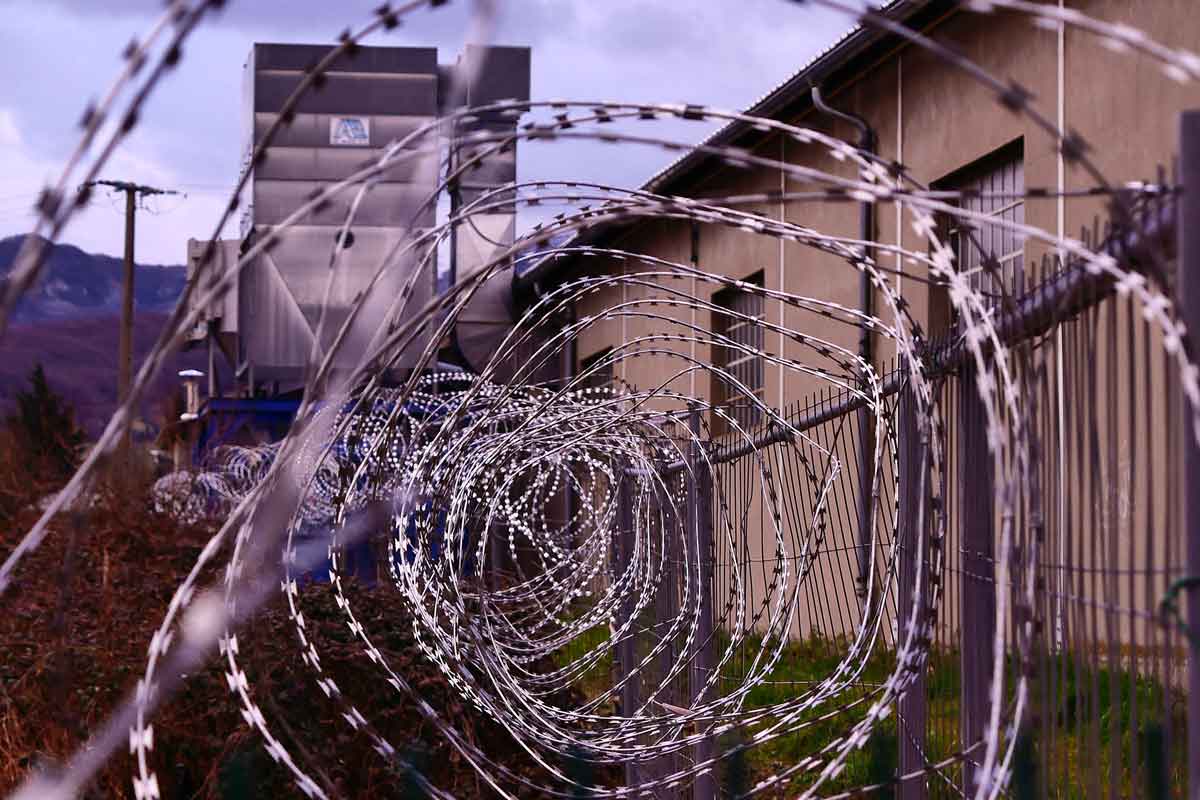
711 270 765 435
579 347 614 391
944 144 1026 305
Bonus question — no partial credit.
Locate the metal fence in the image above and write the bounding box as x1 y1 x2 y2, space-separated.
607 119 1197 799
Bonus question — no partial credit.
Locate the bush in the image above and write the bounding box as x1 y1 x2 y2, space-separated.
0 481 588 797
0 364 85 522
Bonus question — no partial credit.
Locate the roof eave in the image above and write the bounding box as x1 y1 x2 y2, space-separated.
514 0 937 301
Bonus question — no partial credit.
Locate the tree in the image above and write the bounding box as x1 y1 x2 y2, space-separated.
7 363 85 483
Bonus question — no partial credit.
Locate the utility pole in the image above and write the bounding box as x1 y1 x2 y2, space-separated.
80 180 180 410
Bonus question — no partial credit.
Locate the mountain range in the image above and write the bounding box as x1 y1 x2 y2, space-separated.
0 236 200 436
0 235 187 322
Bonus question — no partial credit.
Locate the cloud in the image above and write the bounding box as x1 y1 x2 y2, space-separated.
0 109 232 265
31 0 573 49
33 0 431 29
0 113 21 148
3 0 852 261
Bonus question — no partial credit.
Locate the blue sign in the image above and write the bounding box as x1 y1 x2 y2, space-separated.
330 116 370 146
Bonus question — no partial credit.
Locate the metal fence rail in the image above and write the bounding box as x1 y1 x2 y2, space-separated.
609 139 1192 799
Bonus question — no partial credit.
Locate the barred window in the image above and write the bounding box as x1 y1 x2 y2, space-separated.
711 270 765 435
579 347 614 391
931 140 1025 333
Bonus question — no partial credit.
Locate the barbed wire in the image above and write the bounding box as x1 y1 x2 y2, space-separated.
3 0 1199 797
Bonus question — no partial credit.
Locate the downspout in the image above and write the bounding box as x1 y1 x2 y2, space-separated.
811 86 878 601
563 301 576 531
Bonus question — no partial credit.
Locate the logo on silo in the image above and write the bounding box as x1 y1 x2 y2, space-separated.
330 116 370 146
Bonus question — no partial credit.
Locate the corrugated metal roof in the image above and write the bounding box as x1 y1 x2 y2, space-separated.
642 0 926 195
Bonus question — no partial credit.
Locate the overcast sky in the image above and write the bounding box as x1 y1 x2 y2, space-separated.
0 0 852 264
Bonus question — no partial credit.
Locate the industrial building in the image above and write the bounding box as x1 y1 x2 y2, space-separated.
515 0 1197 412
506 0 1197 648
183 41 529 453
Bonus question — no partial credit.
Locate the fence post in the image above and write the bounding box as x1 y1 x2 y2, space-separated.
653 467 682 798
1179 109 1200 800
897 382 928 800
616 472 640 791
687 406 716 800
858 383 878 603
958 364 995 793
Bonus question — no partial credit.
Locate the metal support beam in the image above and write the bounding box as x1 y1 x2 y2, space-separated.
897 382 928 800
958 364 995 793
652 469 682 798
686 407 716 800
857 392 877 603
616 472 640 790
1178 109 1200 800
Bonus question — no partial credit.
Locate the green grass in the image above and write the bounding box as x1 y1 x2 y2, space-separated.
1030 649 1187 799
552 621 1188 798
554 616 615 702
711 633 905 796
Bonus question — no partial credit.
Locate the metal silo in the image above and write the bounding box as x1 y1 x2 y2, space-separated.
181 43 529 456
237 43 441 387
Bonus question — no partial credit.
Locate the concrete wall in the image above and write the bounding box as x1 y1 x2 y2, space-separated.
565 1 1199 639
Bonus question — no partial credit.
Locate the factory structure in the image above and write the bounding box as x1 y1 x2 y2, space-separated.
180 42 530 457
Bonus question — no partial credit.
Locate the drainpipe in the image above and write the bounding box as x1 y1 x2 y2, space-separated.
562 302 576 531
811 86 878 601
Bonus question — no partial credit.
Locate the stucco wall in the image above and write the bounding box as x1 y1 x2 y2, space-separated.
562 0 1197 639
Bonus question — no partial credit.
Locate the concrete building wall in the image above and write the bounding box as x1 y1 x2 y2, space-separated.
561 1 1199 638
573 0 1199 406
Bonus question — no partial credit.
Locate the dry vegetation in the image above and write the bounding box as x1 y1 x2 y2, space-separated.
0 367 591 798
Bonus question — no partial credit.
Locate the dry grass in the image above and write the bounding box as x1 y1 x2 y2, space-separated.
0 459 590 798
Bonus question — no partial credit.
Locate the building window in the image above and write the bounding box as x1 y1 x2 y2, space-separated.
931 139 1025 334
579 347 614 391
712 270 765 435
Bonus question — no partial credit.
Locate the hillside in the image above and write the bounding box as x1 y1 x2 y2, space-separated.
0 313 207 437
0 236 200 436
0 234 186 322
